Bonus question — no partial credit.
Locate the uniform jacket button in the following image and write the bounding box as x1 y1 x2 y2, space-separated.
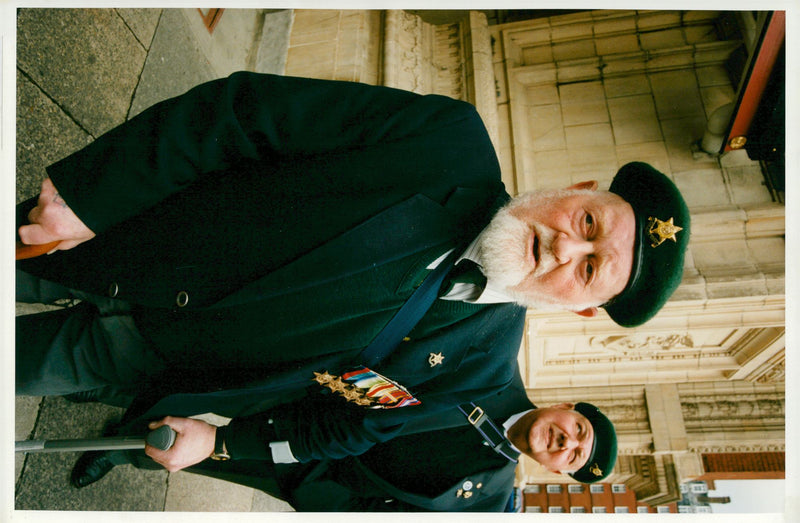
176 291 189 307
108 282 119 298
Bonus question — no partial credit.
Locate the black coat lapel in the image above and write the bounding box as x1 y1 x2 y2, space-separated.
212 190 497 307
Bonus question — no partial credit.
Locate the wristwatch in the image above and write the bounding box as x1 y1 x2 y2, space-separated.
210 425 231 461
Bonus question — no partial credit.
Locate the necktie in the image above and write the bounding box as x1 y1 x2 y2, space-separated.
440 259 487 296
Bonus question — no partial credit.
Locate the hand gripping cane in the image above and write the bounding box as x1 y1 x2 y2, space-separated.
15 425 177 454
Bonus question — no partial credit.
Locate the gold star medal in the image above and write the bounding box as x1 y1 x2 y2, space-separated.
312 371 335 385
342 387 363 402
647 216 683 248
313 367 421 409
327 377 348 393
354 396 373 406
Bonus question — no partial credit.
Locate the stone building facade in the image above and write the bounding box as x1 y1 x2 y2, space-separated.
282 9 786 505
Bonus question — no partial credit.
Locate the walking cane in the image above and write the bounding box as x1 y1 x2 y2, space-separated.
16 240 61 260
15 425 177 454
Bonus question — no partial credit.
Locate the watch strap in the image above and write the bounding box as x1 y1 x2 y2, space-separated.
211 424 231 461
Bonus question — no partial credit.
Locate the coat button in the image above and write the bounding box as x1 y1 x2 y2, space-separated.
108 282 119 298
176 291 189 307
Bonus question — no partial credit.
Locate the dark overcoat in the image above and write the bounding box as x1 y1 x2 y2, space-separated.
17 72 527 462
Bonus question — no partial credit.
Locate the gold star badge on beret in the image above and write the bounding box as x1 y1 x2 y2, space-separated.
647 216 683 248
590 463 603 477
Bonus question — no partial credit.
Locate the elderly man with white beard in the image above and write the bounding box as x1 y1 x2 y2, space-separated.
16 72 689 493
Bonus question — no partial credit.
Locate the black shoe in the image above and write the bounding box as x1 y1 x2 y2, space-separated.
62 389 100 403
71 451 115 488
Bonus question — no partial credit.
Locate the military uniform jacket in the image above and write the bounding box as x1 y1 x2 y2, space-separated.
17 72 527 462
281 428 519 511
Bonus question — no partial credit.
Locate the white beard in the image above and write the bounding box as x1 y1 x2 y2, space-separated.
477 204 531 291
478 189 603 311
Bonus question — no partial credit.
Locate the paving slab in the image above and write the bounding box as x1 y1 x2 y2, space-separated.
252 489 295 512
183 8 265 75
116 8 162 50
16 8 148 137
15 75 92 202
165 470 256 512
15 396 42 484
129 9 292 118
254 10 293 74
128 8 217 118
14 397 168 511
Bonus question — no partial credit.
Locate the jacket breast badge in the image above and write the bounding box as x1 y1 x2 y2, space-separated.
428 352 445 367
313 367 420 409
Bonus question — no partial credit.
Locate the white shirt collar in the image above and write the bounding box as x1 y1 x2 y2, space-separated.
429 232 517 304
503 409 535 454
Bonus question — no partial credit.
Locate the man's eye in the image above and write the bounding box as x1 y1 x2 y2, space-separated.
585 213 594 232
585 262 594 283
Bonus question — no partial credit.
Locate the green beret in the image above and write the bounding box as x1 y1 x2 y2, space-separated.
570 402 617 484
605 162 690 327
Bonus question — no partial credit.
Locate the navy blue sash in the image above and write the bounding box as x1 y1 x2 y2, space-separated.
360 249 459 367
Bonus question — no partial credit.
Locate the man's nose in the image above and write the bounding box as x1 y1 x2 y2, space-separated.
556 432 577 449
552 232 592 264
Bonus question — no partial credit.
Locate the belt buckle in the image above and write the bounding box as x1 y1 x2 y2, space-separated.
467 406 484 425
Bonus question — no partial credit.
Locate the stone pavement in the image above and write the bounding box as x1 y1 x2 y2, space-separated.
13 7 296 514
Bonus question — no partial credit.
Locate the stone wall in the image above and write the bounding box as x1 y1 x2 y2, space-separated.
492 9 785 395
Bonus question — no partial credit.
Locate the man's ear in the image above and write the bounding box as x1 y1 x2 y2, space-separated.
567 180 598 191
573 307 598 318
550 402 575 410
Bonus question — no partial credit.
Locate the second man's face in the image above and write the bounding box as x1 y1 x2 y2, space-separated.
508 404 595 474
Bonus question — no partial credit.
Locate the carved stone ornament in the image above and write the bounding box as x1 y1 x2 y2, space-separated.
756 360 785 384
590 333 695 356
681 396 784 422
